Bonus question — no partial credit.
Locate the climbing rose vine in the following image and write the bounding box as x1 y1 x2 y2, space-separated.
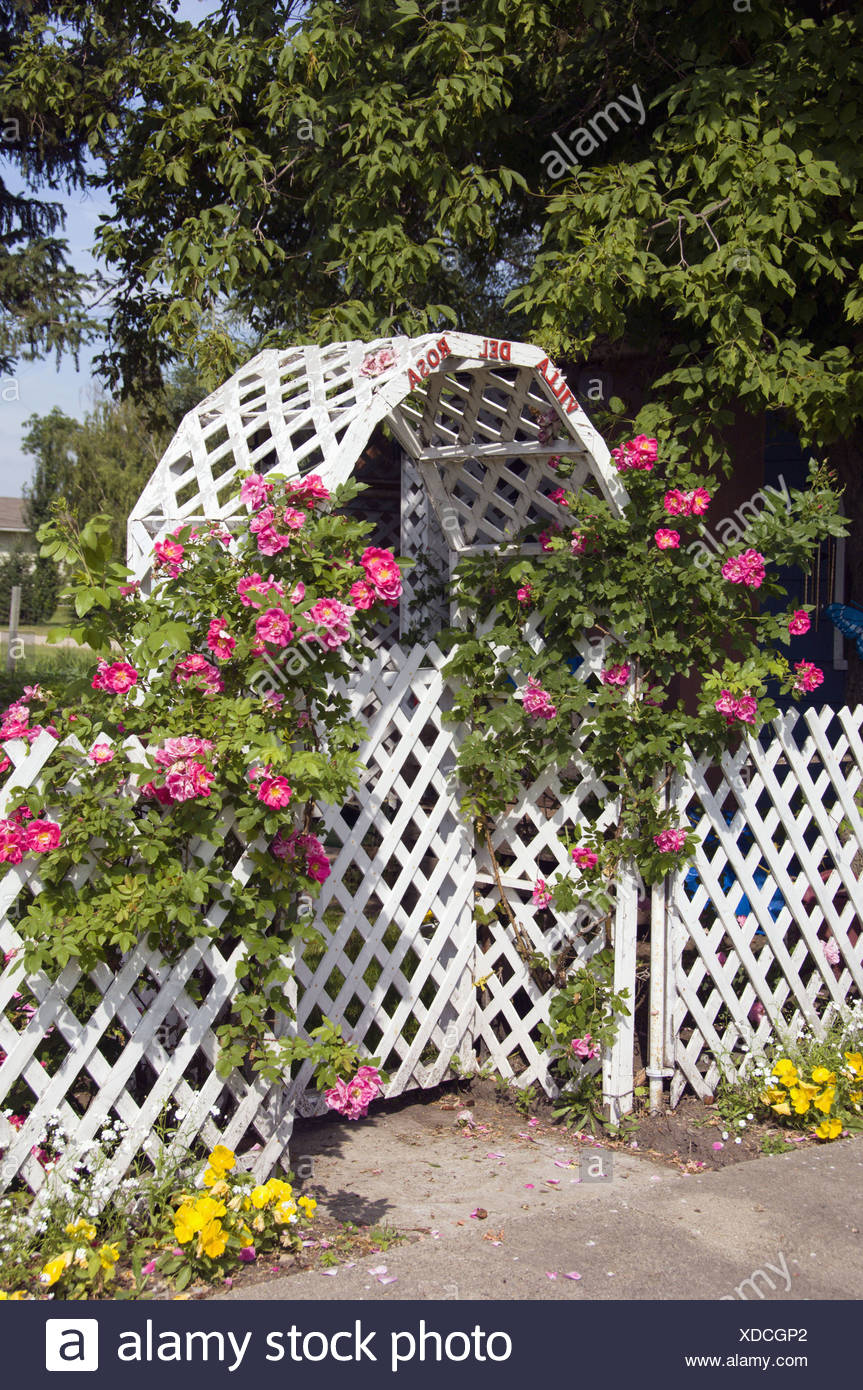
0 472 402 1089
444 443 846 930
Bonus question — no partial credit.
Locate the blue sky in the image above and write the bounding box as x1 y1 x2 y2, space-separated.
0 0 221 499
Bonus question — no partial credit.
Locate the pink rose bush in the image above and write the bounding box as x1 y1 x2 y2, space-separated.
600 663 630 687
571 846 598 871
571 1034 599 1061
532 877 552 908
788 609 811 636
324 1066 383 1119
0 467 401 1092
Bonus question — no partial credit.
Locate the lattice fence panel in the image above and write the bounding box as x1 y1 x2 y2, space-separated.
474 744 638 1114
284 641 476 1117
0 730 300 1201
667 705 863 1104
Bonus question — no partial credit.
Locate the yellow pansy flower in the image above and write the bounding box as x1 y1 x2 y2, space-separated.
811 1066 836 1086
773 1058 797 1084
207 1145 236 1174
64 1219 97 1241
813 1086 836 1114
203 1175 229 1196
0 1291 26 1300
98 1244 120 1272
843 1051 863 1080
850 1089 862 1105
250 1185 271 1209
273 1199 298 1224
298 1195 317 1216
759 1086 788 1107
264 1177 293 1201
789 1087 812 1115
815 1117 842 1140
40 1251 73 1287
252 1213 266 1233
199 1220 228 1260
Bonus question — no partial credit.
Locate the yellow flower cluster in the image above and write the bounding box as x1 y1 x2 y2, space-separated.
171 1146 318 1272
38 1227 120 1288
759 1053 862 1141
0 1290 28 1300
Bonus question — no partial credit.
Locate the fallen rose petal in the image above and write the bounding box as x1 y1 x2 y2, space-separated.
142 1260 157 1275
563 1271 582 1281
527 1118 539 1127
545 1178 561 1185
368 1265 388 1275
320 1269 338 1276
554 1160 572 1168
487 1152 505 1159
546 1271 558 1279
712 1141 724 1151
524 1183 534 1189
377 1274 397 1285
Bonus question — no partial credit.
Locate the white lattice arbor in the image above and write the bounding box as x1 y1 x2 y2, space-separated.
2 334 635 1199
128 332 626 578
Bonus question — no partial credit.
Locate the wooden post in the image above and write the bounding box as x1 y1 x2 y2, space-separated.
6 584 21 672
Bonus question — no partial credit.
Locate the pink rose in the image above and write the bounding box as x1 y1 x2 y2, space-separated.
521 676 556 719
359 347 396 378
688 487 711 515
206 618 235 661
307 598 353 649
171 654 223 695
571 1034 599 1060
653 829 686 853
289 581 305 605
788 609 811 636
793 661 824 694
822 937 840 966
255 607 295 648
257 776 293 809
255 526 291 556
165 760 214 803
663 489 688 515
601 663 630 687
571 846 598 870
285 473 330 508
532 877 552 908
549 487 569 506
0 820 25 863
735 694 758 724
570 531 586 555
23 819 62 853
154 536 184 567
350 580 376 610
722 548 765 589
92 661 139 695
360 546 402 605
153 736 214 767
87 743 115 765
516 585 532 603
654 528 680 550
239 474 274 511
237 574 285 608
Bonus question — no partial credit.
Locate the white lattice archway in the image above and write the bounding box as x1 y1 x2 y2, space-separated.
128 332 626 576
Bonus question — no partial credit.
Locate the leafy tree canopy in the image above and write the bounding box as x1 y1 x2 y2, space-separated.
3 0 862 666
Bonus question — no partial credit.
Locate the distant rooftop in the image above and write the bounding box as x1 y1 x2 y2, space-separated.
0 498 27 532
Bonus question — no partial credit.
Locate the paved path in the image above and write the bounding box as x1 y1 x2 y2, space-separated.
214 1100 863 1302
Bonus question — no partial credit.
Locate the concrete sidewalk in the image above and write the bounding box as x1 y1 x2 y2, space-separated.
214 1100 863 1302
